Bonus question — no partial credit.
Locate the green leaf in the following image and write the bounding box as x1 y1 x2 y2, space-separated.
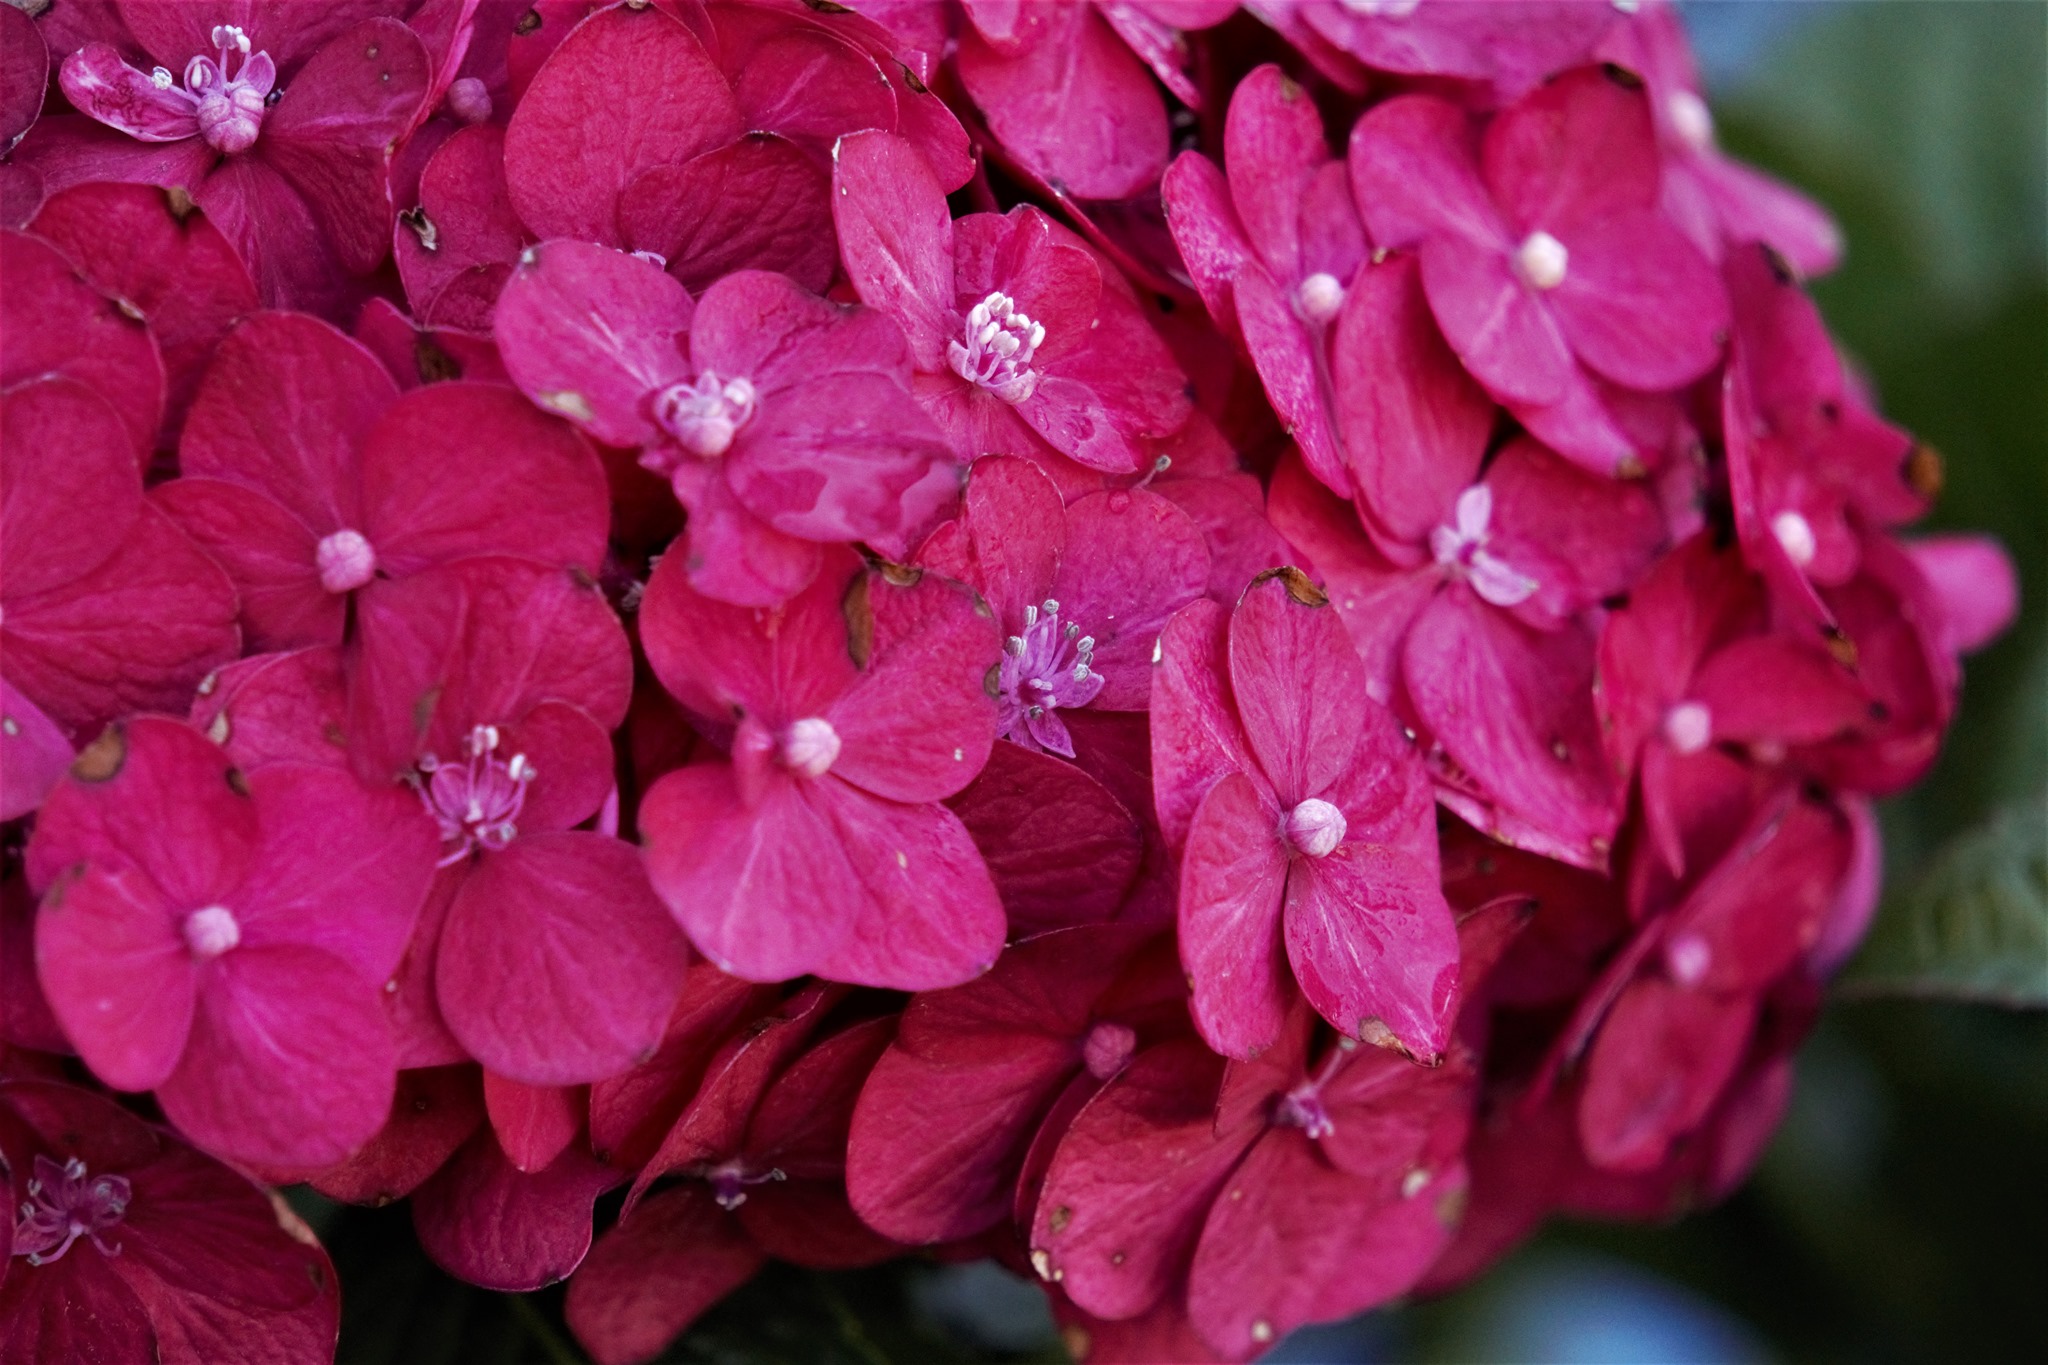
1842 794 2048 1006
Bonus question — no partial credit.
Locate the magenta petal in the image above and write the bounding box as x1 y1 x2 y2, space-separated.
359 381 608 576
1549 212 1728 391
949 454 1066 627
1347 94 1500 254
1031 1037 1242 1322
502 4 740 245
1418 229 1573 407
259 18 429 275
957 3 1168 201
314 1064 486 1206
1161 151 1253 336
153 477 334 651
618 135 835 295
1233 262 1349 497
1188 1133 1461 1357
806 779 1006 991
1578 980 1756 1172
1482 65 1660 234
438 833 688 1087
0 227 165 461
1332 253 1492 552
1404 590 1617 868
1057 487 1211 710
947 740 1144 936
1483 436 1666 623
830 128 957 369
1229 571 1369 804
0 376 141 599
1285 840 1458 1061
34 865 192 1091
1149 598 1260 852
58 42 200 142
1906 534 2019 656
1223 63 1330 282
0 2 46 148
0 681 71 822
565 1184 766 1365
157 944 397 1168
495 239 695 449
413 1128 621 1292
484 1072 585 1175
1179 772 1292 1060
827 571 1000 804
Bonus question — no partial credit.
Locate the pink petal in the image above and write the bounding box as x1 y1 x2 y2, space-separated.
1228 569 1369 804
154 477 333 651
564 1184 765 1365
0 227 165 460
1577 979 1756 1172
1161 151 1253 336
0 2 45 147
494 239 695 449
1665 794 1851 994
33 865 193 1091
1149 598 1259 851
179 309 395 530
1483 435 1667 624
943 454 1067 627
1179 771 1293 1060
1690 636 1871 747
1030 1037 1244 1322
830 128 958 370
502 3 740 245
57 43 200 142
1332 252 1492 554
1056 487 1213 711
1905 534 2019 656
826 569 1000 804
1403 590 1618 869
312 1064 486 1205
412 1128 620 1291
957 2 1168 201
1285 838 1458 1061
1548 210 1728 391
0 376 141 599
1233 260 1350 496
0 681 72 823
158 943 397 1168
438 833 688 1087
1692 151 1844 278
1347 94 1501 254
708 3 899 158
359 381 609 576
1481 65 1660 235
1188 1133 1463 1356
806 778 1006 991
946 740 1145 936
1222 63 1330 281
259 18 429 275
617 135 835 295
1417 229 1574 407
485 1073 586 1175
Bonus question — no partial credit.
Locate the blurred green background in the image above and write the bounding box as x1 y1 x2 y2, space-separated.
320 4 2047 1361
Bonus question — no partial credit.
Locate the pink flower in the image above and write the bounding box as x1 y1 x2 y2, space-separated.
24 6 435 310
845 924 1183 1244
833 128 1193 474
0 1078 340 1365
496 241 960 606
26 717 438 1168
919 456 1210 755
1349 65 1730 474
1029 1004 1471 1356
157 308 608 653
1 370 238 820
1601 0 1843 276
955 0 1237 202
1269 422 1665 869
1151 570 1459 1061
637 548 1007 989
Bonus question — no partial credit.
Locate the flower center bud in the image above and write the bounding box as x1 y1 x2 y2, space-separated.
1667 932 1712 986
1662 700 1713 755
1296 271 1346 324
1430 484 1540 607
446 76 492 125
315 528 378 593
1081 1021 1137 1080
186 24 274 154
948 291 1044 404
182 904 241 959
415 725 535 865
1515 230 1570 290
1273 1082 1335 1139
1771 509 1818 567
12 1155 132 1266
1285 798 1347 858
780 717 841 779
1666 89 1715 151
653 371 758 458
997 598 1106 759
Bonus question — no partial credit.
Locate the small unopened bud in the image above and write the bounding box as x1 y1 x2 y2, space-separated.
781 717 841 779
316 529 378 593
1516 230 1569 290
183 905 241 959
1296 271 1346 324
1081 1021 1137 1080
1285 798 1347 858
1667 932 1712 986
1772 510 1818 567
446 76 492 125
1662 700 1713 755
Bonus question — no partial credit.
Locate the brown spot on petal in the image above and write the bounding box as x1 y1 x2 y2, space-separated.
400 205 438 252
514 7 542 33
1759 242 1798 285
842 574 875 669
801 0 854 11
1905 443 1945 500
1061 1325 1093 1361
1256 564 1328 607
71 726 127 783
1048 1204 1073 1234
1824 629 1860 670
225 767 251 797
1435 1183 1471 1227
414 333 461 384
162 186 197 221
1600 62 1646 91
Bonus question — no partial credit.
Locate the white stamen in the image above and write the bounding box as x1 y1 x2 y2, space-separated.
946 291 1044 403
1515 230 1569 290
1771 510 1818 567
